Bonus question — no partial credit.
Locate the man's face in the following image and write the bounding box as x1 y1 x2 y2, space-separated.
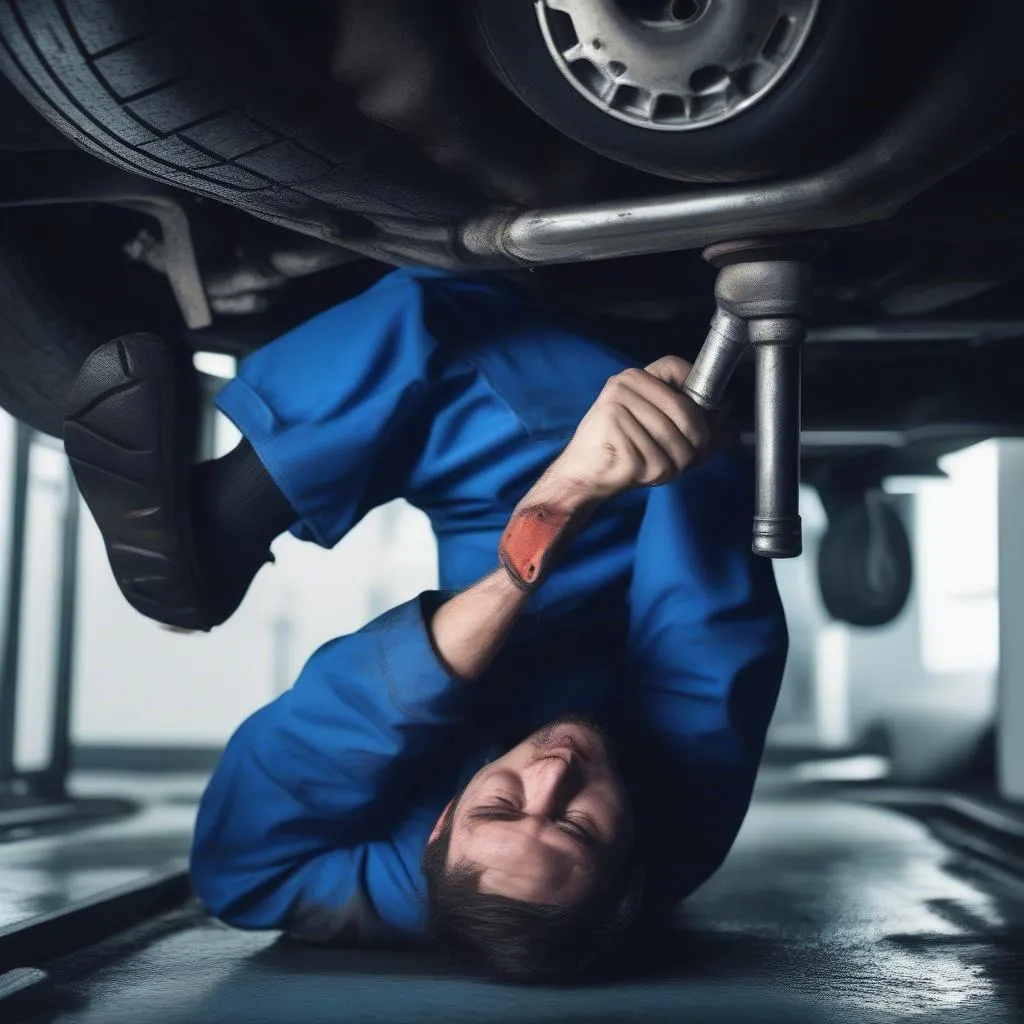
428 713 634 906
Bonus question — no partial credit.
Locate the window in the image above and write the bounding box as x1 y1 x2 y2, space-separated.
914 441 998 674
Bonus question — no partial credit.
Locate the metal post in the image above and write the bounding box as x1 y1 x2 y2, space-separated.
40 463 80 797
751 318 804 558
0 422 32 782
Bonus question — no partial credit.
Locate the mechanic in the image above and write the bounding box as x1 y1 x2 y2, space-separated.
64 267 788 984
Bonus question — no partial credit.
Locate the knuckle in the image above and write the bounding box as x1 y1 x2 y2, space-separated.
651 356 695 393
647 354 687 373
600 377 629 402
643 455 673 485
603 399 629 421
600 440 621 466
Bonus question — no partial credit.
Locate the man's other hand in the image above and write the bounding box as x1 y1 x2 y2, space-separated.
552 357 714 503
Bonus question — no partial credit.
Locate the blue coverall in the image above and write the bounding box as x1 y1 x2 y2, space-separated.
190 268 789 944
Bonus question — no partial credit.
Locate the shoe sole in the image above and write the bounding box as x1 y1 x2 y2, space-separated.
64 334 212 631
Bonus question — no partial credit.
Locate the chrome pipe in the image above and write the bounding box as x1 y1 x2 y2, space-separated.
681 309 747 413
751 318 804 559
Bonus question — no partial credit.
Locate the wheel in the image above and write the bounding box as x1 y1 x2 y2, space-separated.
472 0 897 183
817 497 912 628
0 0 481 264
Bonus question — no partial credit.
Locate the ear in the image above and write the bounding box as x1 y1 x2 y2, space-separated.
428 798 455 845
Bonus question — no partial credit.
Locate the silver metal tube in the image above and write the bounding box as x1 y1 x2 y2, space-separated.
682 309 747 412
751 319 804 559
463 181 835 264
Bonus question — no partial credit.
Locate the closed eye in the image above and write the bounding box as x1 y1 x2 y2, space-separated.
469 805 600 852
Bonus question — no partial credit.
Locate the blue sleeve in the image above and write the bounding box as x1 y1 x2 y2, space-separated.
623 449 789 912
214 270 440 548
190 595 471 940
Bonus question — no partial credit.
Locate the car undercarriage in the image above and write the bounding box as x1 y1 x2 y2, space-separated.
0 0 1020 625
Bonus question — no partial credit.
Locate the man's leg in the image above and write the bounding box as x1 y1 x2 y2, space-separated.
65 333 296 631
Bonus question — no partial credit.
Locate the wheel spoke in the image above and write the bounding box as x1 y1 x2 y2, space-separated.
544 0 594 17
598 77 620 104
537 0 821 130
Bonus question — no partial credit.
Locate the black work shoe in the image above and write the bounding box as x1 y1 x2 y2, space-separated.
64 333 214 631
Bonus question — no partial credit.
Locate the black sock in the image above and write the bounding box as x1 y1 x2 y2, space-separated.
189 438 298 626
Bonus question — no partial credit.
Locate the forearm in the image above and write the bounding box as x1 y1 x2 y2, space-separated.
427 569 527 681
429 460 599 681
431 355 716 680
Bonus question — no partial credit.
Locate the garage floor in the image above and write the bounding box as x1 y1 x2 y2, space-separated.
0 773 201 937
5 783 1024 1024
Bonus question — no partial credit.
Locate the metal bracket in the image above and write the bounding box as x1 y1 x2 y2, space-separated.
112 197 212 329
0 158 211 329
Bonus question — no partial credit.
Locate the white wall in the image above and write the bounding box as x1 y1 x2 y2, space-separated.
765 487 828 745
768 443 999 783
72 493 438 746
848 447 997 781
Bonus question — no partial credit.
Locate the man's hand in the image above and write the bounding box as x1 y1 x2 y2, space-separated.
550 356 713 503
437 359 717 675
498 356 715 592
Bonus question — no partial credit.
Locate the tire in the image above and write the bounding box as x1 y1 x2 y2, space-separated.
472 0 897 183
0 0 480 262
817 500 913 628
0 231 99 438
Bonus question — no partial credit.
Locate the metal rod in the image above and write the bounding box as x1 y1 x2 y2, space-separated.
114 198 212 329
681 309 747 412
44 463 81 798
751 320 803 558
0 424 31 780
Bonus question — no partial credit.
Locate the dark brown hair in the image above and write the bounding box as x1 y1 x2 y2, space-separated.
420 792 644 984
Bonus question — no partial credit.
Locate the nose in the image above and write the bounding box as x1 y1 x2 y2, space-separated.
524 751 583 813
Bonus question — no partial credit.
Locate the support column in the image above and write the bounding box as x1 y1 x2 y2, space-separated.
997 440 1024 801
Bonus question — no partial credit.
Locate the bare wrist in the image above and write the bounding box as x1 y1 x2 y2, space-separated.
519 457 602 515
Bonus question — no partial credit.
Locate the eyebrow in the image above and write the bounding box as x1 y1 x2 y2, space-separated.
467 807 601 853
